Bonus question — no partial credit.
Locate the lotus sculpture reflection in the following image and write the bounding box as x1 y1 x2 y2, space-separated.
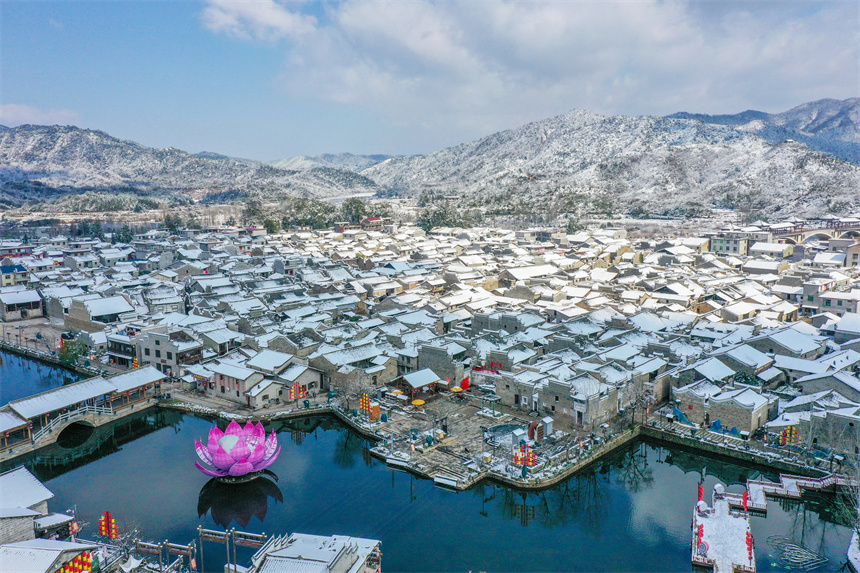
195 420 280 481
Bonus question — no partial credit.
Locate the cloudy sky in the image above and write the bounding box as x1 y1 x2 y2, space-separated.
2 1 858 160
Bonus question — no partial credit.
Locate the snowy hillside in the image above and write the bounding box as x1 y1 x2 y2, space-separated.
669 98 860 164
0 125 380 208
271 153 394 172
361 109 860 218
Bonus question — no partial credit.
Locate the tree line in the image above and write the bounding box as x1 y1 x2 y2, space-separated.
242 197 393 234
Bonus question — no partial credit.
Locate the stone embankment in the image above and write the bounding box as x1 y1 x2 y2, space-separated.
161 393 836 492
638 425 829 478
0 340 106 379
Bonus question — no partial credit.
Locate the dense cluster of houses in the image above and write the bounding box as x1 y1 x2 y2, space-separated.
1 218 860 453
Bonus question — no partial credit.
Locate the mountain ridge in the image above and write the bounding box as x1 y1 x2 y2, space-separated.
667 97 860 164
2 98 858 218
0 125 380 210
271 152 395 172
361 106 860 219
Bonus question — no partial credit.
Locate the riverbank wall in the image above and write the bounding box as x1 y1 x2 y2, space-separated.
638 425 829 478
5 380 835 491
154 399 835 491
0 340 103 379
158 399 385 441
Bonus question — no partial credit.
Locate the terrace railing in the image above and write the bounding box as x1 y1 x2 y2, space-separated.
31 404 114 444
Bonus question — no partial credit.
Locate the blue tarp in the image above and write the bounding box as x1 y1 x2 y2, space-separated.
673 407 693 426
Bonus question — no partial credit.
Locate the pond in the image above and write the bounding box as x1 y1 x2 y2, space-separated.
4 407 853 573
0 349 81 405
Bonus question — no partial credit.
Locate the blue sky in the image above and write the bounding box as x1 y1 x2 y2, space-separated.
2 1 858 161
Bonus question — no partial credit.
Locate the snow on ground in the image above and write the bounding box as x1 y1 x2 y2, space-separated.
847 530 860 572
695 490 754 573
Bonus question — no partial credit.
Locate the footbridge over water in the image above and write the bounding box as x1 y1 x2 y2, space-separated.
0 366 166 461
723 473 857 514
771 220 860 243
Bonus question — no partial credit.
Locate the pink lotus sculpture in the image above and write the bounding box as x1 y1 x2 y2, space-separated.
195 420 280 479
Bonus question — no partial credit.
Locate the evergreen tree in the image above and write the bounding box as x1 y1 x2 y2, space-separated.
116 224 134 244
162 214 183 234
341 198 367 224
59 339 88 366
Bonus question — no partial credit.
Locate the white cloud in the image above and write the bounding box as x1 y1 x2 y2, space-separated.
0 104 80 127
201 0 860 148
201 0 316 41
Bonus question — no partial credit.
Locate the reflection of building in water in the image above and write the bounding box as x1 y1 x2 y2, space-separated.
273 415 328 436
197 474 283 528
247 532 381 573
655 442 772 486
1 408 183 482
511 499 537 527
291 429 305 446
494 471 609 531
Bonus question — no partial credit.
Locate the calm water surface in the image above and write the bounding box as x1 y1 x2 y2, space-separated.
0 349 81 405
4 408 852 573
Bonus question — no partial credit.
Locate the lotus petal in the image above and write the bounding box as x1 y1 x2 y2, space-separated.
225 420 243 437
243 421 263 448
207 427 223 452
254 446 281 471
195 461 229 477
211 443 237 471
247 440 266 464
254 422 266 441
228 459 255 476
195 439 215 465
263 431 278 457
229 437 252 462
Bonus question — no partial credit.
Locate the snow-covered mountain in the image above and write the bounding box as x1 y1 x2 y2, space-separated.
0 125 380 208
361 109 860 218
271 153 394 172
669 98 860 164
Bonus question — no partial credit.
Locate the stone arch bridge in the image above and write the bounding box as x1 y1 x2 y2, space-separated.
772 220 860 244
0 366 165 461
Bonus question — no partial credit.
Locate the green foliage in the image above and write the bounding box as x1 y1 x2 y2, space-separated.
263 217 280 234
114 225 134 244
417 191 444 207
74 219 104 239
659 203 709 218
242 198 264 225
162 213 183 234
566 218 582 234
591 197 615 217
416 205 472 232
628 204 650 219
201 189 247 204
341 197 367 224
59 339 88 366
280 198 337 229
45 192 165 213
